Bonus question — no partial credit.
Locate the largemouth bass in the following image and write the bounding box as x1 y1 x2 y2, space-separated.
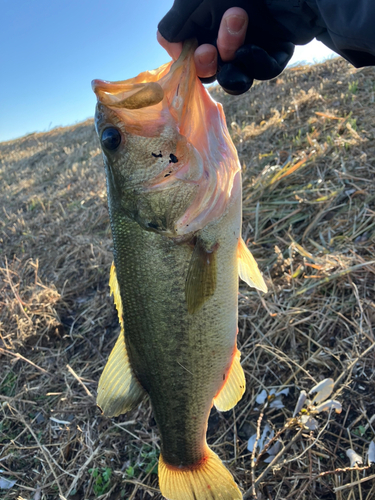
92 40 267 500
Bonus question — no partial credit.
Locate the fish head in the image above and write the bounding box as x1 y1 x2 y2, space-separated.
93 40 240 238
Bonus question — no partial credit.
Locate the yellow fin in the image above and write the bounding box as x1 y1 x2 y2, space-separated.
214 350 246 412
97 263 145 416
159 447 242 500
97 327 145 416
109 262 123 327
237 238 267 293
185 239 217 314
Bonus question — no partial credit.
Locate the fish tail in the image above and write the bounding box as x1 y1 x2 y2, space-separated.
159 447 242 500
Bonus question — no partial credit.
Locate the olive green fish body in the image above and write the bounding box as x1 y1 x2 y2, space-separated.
107 162 241 466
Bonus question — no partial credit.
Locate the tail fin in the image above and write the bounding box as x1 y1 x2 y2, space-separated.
159 447 242 500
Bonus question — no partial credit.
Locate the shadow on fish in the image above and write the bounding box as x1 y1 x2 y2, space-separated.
92 39 267 500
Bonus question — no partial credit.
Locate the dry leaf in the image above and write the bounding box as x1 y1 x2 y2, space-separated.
293 390 307 417
314 399 342 414
368 441 375 465
309 378 334 404
346 449 363 467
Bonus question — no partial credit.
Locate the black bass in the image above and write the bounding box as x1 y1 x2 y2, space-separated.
92 40 267 500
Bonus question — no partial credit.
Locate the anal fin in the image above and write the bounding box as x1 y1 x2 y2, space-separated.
214 349 246 412
238 237 267 293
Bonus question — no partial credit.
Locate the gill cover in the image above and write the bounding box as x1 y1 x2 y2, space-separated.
92 40 241 236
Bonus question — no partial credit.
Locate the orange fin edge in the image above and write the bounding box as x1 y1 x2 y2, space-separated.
159 447 242 500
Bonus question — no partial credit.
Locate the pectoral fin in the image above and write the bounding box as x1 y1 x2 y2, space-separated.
185 239 217 314
97 263 146 416
214 349 246 412
238 238 268 293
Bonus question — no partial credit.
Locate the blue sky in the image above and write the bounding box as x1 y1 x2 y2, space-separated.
0 1 336 143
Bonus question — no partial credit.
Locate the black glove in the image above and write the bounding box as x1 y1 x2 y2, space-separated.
158 0 295 95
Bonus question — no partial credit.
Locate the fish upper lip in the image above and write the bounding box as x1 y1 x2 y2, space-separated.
92 80 165 110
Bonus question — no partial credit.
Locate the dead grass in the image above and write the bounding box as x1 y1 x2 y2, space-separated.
1 57 375 499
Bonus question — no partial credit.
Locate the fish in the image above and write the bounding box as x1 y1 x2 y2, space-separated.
92 40 267 500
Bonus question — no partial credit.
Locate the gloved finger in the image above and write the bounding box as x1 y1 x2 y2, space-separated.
217 62 253 95
262 41 294 72
234 42 294 80
199 75 218 84
158 0 207 42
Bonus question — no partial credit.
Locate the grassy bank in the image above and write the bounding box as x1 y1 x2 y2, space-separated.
1 56 375 499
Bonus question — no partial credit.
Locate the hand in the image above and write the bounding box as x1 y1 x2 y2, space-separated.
158 7 248 80
158 0 295 95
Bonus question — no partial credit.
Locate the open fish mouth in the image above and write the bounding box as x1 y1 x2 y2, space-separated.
92 40 241 237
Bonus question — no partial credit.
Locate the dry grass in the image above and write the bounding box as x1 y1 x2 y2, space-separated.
1 57 375 499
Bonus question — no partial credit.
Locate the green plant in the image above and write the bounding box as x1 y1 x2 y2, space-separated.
348 80 359 94
0 372 17 396
293 128 303 146
88 467 112 496
125 445 158 478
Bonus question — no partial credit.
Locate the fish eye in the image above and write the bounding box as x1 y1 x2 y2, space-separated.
101 127 122 151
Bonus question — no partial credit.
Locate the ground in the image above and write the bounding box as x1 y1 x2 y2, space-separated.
1 57 375 499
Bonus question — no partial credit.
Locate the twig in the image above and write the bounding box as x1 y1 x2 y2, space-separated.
2 258 32 324
319 464 371 479
251 408 264 497
0 348 51 377
66 364 94 398
13 408 64 496
334 341 375 390
255 425 288 465
334 472 375 492
243 428 304 499
112 421 160 449
0 394 37 405
66 446 101 497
